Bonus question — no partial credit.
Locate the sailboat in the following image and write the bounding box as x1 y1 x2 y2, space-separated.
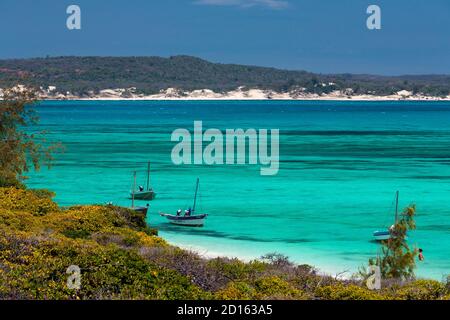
373 191 405 241
129 170 149 216
160 178 208 227
129 162 156 200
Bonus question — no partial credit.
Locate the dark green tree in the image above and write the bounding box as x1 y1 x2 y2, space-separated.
375 205 418 280
0 86 60 188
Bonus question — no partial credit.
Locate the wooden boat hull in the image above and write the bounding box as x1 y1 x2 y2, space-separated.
130 190 156 200
160 213 207 227
131 206 148 216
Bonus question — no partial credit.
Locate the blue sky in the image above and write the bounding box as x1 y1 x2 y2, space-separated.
0 0 449 75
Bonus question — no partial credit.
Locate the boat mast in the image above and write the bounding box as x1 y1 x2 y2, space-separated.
193 178 199 212
394 191 399 224
132 171 136 208
146 162 150 191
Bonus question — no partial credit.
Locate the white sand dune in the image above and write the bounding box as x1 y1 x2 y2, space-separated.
3 85 450 101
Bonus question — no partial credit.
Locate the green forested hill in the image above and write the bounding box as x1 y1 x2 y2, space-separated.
0 55 449 96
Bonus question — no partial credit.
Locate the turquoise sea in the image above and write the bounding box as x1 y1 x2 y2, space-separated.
27 100 450 280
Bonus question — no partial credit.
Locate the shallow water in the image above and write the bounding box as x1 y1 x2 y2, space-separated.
27 100 450 280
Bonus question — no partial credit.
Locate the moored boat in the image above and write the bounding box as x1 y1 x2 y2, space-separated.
160 178 207 227
131 205 149 216
129 162 156 200
129 170 150 216
160 213 207 226
373 191 408 241
132 190 156 200
373 230 392 241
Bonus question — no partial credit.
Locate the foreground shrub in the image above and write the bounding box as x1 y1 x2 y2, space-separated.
41 205 164 247
215 282 257 300
0 232 207 300
0 187 58 216
139 247 229 292
29 189 56 199
395 280 447 300
260 253 293 268
215 276 307 300
315 283 384 300
208 258 268 281
254 276 308 300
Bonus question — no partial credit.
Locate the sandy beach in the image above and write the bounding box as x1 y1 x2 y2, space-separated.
39 87 450 101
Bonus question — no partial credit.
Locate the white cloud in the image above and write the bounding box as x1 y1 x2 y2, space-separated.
193 0 289 10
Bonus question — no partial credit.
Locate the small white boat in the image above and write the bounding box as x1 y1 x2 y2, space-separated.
373 230 392 241
160 213 208 227
160 178 208 227
373 191 408 241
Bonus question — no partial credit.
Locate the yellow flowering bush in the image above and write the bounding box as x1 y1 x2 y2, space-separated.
253 276 308 300
207 258 268 281
0 187 58 216
395 280 447 300
0 232 206 300
315 283 385 300
215 276 308 300
42 205 124 236
215 282 257 300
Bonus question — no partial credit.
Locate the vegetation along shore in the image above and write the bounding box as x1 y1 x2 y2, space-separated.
1 56 449 101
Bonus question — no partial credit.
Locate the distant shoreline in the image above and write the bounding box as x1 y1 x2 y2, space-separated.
41 95 450 102
43 98 450 102
3 56 450 103
4 84 450 102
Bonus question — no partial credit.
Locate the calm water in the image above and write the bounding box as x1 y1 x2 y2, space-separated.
27 100 450 280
